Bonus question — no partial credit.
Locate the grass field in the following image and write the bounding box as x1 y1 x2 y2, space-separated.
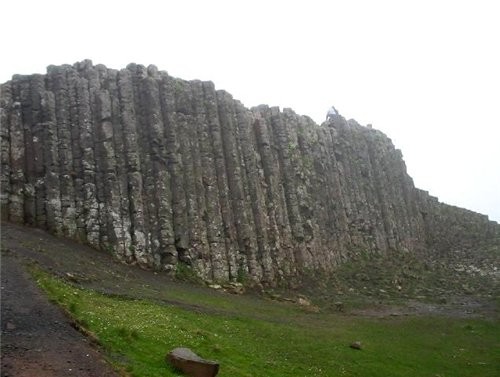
32 267 499 377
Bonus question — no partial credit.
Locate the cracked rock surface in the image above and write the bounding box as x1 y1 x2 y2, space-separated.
1 61 498 285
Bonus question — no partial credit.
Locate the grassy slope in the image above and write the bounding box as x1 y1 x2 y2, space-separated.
32 267 499 377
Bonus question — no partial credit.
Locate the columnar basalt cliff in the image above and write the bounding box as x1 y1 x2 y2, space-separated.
1 61 498 285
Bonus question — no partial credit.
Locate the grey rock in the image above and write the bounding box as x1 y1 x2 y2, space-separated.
1 61 499 287
166 347 219 377
350 341 362 350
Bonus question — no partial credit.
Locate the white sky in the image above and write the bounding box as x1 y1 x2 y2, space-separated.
1 0 499 222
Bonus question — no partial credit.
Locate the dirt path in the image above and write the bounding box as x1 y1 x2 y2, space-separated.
1 248 118 377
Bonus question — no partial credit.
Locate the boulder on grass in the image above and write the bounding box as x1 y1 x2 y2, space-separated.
350 341 362 350
166 347 219 377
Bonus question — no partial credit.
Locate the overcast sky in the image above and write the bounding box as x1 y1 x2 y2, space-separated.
1 0 499 222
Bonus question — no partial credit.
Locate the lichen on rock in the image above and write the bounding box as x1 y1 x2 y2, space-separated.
1 61 498 286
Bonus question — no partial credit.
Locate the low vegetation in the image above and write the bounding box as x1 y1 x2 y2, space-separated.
32 267 499 377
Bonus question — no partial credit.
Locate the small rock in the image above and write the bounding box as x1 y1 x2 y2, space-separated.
350 341 362 350
297 295 312 306
222 282 245 295
267 292 282 301
65 272 79 283
303 305 320 313
166 347 219 377
334 302 344 312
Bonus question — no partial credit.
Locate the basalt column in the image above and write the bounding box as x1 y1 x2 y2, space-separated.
1 61 499 286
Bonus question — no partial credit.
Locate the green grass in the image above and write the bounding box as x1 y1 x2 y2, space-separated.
32 267 500 377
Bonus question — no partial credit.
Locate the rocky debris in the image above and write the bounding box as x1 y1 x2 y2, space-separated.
206 281 245 294
207 283 222 290
166 347 219 377
302 304 321 313
1 61 499 287
63 271 91 283
296 295 320 312
265 291 294 302
297 294 312 306
334 302 345 312
263 291 320 311
222 282 245 295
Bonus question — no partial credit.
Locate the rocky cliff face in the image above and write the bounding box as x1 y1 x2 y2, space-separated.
1 61 498 285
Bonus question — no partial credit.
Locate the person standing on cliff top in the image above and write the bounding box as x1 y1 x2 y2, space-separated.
326 106 338 121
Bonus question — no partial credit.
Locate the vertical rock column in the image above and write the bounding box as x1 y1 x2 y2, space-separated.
139 68 177 270
234 103 275 283
132 65 160 267
287 110 340 269
117 68 148 265
322 124 353 259
217 91 261 281
107 69 134 262
74 70 100 248
93 80 126 256
345 122 386 253
157 73 184 270
203 83 236 280
39 89 63 235
172 80 197 265
18 76 35 225
252 106 296 278
130 64 165 267
160 76 189 268
8 78 28 223
191 80 226 280
356 128 390 253
47 66 77 238
65 68 85 241
274 109 321 270
0 82 13 219
171 78 211 276
28 75 48 228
